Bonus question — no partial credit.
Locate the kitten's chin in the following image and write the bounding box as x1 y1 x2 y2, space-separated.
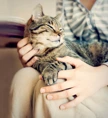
33 47 49 57
33 44 63 57
33 48 44 56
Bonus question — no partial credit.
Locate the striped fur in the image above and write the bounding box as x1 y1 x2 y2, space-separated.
24 4 108 85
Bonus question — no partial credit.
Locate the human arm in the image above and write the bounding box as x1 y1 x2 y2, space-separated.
40 56 108 110
17 37 38 67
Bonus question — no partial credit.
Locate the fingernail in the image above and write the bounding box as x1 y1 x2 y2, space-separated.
40 88 45 93
47 95 53 100
34 56 38 60
60 105 65 110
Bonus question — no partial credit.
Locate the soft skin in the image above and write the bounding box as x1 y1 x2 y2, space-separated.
40 56 108 110
17 37 38 67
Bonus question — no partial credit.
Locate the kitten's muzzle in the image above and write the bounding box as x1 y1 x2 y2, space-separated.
48 35 61 42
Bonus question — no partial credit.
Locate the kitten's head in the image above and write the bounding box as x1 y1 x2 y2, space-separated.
25 4 64 56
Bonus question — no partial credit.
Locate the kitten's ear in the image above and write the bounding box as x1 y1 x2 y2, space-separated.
32 4 44 21
55 13 63 22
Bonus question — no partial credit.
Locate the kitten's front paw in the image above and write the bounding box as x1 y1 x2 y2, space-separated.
42 68 58 85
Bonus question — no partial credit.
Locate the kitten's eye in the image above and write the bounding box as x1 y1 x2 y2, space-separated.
48 20 53 24
29 41 33 45
45 30 49 32
59 28 63 32
30 30 37 34
48 21 50 24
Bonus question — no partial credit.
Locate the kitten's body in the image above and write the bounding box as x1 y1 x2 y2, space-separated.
25 4 108 85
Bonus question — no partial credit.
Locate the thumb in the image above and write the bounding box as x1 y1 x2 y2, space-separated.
56 56 84 67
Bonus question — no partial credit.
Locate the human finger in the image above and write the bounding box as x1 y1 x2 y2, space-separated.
40 80 76 93
26 56 38 67
22 49 37 63
58 69 75 80
18 44 33 57
17 37 28 49
47 87 79 100
39 75 43 80
60 96 84 110
57 56 84 67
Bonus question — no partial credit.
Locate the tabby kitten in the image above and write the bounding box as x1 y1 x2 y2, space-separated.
24 4 108 85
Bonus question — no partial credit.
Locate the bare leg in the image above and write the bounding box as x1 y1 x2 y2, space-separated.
8 67 39 118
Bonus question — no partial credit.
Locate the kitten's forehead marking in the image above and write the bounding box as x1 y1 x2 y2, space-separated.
29 15 62 34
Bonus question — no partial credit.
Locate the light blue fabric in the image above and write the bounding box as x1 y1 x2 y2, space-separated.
57 0 108 42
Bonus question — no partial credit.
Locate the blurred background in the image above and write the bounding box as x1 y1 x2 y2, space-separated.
0 0 56 117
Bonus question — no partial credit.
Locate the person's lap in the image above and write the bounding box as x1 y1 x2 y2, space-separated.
9 67 39 118
9 67 108 118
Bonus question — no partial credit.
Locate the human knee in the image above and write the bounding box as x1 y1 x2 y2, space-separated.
14 67 39 78
10 67 39 91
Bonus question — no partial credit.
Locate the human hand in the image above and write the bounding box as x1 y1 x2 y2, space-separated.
17 37 38 67
40 56 108 110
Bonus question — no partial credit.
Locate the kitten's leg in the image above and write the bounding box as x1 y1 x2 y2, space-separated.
42 61 73 85
8 67 39 118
